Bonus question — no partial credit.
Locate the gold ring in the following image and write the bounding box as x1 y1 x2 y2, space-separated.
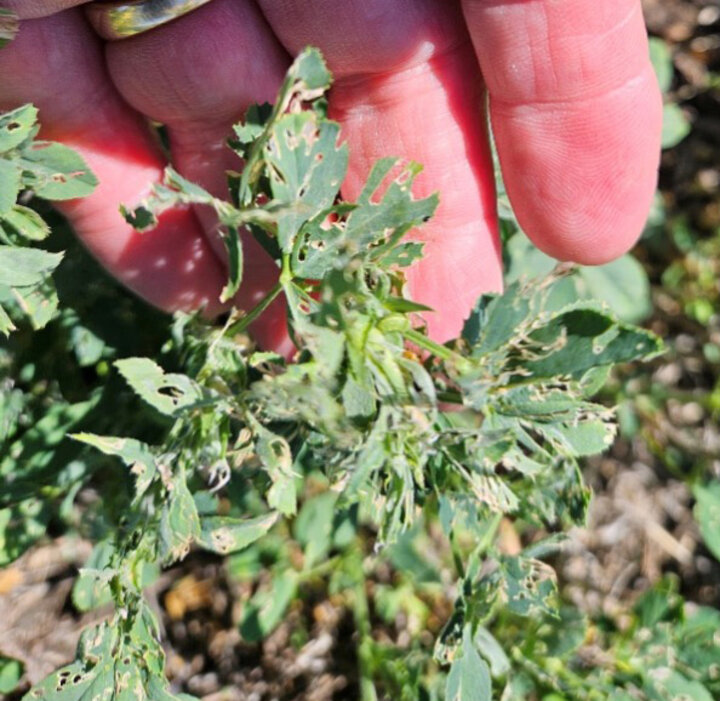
86 0 214 40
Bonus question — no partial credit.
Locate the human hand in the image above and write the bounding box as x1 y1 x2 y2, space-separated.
0 0 662 352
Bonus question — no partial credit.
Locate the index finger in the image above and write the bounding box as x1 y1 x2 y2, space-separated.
462 0 663 264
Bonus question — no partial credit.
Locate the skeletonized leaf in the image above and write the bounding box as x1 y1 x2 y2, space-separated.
265 113 347 251
23 610 198 701
115 357 204 416
526 306 663 378
500 556 558 617
292 159 436 278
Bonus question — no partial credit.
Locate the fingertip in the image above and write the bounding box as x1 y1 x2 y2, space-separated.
494 68 663 265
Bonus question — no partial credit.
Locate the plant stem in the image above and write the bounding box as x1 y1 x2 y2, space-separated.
350 556 378 701
227 281 283 336
404 328 456 362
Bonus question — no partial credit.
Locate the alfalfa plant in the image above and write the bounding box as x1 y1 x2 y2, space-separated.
1 49 664 700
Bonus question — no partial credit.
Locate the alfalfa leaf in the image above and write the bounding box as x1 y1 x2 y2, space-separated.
18 141 98 200
445 627 492 701
197 512 278 555
115 358 205 417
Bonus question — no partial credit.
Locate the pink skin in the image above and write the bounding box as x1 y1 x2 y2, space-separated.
0 0 662 350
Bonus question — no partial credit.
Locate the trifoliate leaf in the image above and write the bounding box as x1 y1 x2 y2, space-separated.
292 159 437 278
644 669 714 701
467 282 530 355
71 541 116 613
237 48 332 206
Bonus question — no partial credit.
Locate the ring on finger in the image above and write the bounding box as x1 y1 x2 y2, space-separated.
86 0 214 40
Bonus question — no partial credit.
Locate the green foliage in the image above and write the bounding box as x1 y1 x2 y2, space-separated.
0 657 24 695
648 37 692 149
0 104 97 334
693 481 720 562
0 49 670 701
26 600 194 701
446 628 491 701
504 231 652 324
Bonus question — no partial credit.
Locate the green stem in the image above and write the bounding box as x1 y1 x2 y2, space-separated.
227 281 283 336
450 530 465 579
477 512 503 556
404 328 456 361
350 558 378 701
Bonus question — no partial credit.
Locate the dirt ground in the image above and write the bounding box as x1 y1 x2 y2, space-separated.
1 2 719 699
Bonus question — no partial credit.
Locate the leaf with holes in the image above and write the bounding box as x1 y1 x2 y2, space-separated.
0 104 37 152
115 358 205 417
71 433 158 503
17 141 97 200
23 608 198 701
197 512 278 555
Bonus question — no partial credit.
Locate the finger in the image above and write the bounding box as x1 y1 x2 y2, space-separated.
0 10 227 313
1 0 91 19
256 0 502 343
462 0 663 264
104 0 293 352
